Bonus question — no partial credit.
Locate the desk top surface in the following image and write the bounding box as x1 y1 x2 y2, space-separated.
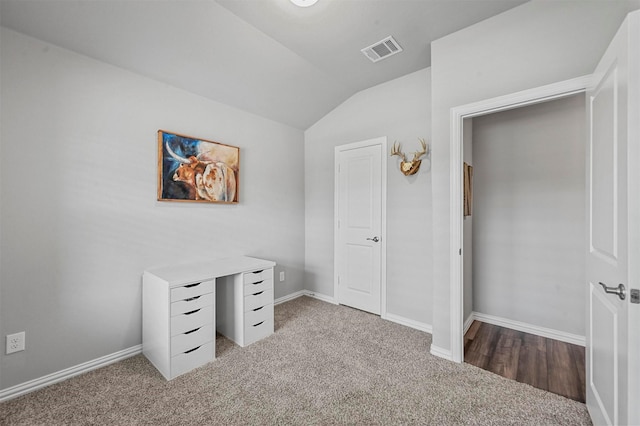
144 256 276 286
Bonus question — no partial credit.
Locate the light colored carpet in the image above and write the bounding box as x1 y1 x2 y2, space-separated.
1 296 591 425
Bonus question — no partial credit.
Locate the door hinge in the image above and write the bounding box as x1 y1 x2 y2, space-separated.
459 248 462 255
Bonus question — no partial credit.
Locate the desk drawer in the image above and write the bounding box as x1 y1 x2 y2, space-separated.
171 305 213 336
243 278 273 296
243 269 272 285
171 280 214 302
243 315 274 346
245 302 273 327
171 324 214 356
171 292 213 316
171 341 214 378
244 288 273 312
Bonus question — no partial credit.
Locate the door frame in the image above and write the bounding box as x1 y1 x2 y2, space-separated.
334 137 388 317
448 75 592 363
627 14 640 426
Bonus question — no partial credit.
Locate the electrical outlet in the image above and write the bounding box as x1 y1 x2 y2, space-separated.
6 332 25 354
279 271 285 282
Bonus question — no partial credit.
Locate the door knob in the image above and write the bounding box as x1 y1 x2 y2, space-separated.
366 236 380 242
598 282 626 300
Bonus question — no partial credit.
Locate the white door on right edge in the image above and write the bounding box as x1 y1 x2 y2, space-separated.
586 11 637 426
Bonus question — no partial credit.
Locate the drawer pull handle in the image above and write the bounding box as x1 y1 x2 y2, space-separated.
252 280 264 285
184 309 201 315
184 295 201 302
184 345 201 354
252 270 264 274
184 283 201 288
184 327 201 335
252 321 264 327
252 291 264 296
252 306 264 312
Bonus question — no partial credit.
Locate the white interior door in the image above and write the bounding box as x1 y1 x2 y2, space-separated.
335 138 386 315
586 11 638 426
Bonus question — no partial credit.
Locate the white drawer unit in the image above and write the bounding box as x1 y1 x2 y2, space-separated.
143 277 215 381
143 256 276 380
217 268 275 347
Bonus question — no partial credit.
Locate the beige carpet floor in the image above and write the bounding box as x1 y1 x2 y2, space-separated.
1 296 591 425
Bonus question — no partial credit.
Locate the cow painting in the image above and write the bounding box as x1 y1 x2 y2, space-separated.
158 131 239 203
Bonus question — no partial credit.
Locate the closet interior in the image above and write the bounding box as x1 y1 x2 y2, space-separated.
461 94 587 402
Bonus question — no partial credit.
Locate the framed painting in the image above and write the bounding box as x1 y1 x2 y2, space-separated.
463 162 473 217
158 130 239 203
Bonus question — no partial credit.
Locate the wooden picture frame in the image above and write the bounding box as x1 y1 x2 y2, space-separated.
464 162 473 216
158 130 239 203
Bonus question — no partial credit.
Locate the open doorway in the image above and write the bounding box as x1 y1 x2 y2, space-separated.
461 94 586 402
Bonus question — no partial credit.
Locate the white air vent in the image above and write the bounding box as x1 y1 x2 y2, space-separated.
361 36 403 63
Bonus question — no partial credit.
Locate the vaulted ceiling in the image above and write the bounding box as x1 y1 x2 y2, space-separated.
0 0 528 129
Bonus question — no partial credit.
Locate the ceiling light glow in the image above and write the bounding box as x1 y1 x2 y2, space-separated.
290 0 318 7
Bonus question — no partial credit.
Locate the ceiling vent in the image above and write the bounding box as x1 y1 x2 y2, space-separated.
361 36 403 63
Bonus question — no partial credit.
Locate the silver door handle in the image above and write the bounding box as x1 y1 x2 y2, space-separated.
366 236 380 242
598 282 626 300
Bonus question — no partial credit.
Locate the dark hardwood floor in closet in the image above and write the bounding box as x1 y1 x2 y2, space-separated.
464 321 586 403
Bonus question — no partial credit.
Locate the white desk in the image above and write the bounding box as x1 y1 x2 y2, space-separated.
142 256 276 380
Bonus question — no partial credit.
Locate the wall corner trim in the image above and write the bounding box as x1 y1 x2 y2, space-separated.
430 345 453 361
0 345 142 403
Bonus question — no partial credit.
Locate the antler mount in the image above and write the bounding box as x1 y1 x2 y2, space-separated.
390 138 429 176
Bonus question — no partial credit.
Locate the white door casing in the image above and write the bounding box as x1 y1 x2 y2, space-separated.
586 11 639 426
334 138 387 315
626 12 640 426
444 75 591 362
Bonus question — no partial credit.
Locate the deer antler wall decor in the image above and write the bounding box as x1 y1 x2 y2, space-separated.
390 138 429 176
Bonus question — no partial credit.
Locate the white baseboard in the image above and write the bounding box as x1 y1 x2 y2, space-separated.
274 290 306 305
430 345 453 361
302 290 337 305
0 344 142 403
275 290 338 306
471 312 586 347
464 314 475 335
275 290 337 305
383 313 432 333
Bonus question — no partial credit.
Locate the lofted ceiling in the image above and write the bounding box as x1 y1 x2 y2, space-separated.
0 0 528 130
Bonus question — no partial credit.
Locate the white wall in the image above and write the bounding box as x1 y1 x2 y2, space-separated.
0 28 305 390
471 94 586 335
305 69 432 326
430 0 639 354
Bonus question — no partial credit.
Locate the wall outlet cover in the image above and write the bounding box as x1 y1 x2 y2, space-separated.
6 331 25 354
279 271 285 282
